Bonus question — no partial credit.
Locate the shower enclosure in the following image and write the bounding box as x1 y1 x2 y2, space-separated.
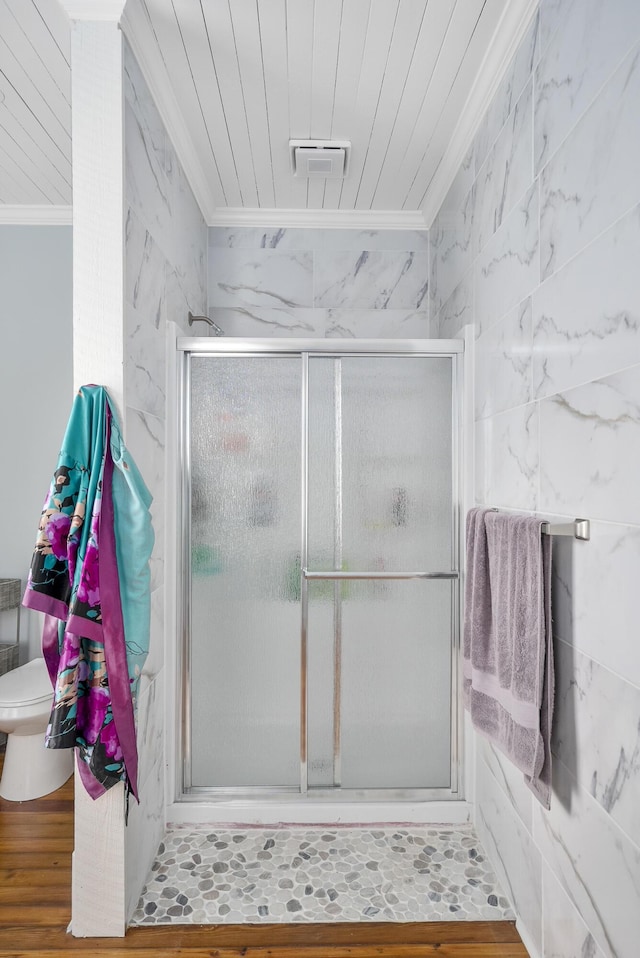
177 339 463 804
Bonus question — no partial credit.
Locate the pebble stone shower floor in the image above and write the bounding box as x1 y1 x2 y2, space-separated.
132 824 515 926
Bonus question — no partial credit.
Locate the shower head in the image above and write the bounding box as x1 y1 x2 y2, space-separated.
188 311 224 336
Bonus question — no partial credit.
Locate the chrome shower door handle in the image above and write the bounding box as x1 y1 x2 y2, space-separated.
302 570 459 580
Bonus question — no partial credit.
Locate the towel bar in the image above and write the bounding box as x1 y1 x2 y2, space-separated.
488 510 590 540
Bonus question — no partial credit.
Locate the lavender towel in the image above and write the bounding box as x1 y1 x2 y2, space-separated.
463 507 554 809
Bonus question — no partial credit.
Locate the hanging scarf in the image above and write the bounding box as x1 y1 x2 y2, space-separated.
23 385 154 801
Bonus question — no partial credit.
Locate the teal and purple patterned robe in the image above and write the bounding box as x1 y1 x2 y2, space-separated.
23 385 153 800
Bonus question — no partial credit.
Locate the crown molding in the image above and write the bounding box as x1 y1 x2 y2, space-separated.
58 1 126 20
0 205 72 225
208 208 428 230
421 0 540 227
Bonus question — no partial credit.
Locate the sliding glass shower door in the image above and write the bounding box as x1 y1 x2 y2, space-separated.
306 357 453 791
182 344 460 799
188 357 302 788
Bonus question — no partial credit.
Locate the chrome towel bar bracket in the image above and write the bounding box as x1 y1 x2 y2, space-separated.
541 518 590 540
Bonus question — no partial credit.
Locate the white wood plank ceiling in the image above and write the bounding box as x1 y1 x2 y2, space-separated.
127 0 509 218
0 0 532 221
0 0 71 207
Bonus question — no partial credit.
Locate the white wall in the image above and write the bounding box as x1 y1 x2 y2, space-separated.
430 2 640 956
0 225 72 659
68 19 127 935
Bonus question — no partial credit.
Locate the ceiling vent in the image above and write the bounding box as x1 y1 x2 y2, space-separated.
289 139 350 179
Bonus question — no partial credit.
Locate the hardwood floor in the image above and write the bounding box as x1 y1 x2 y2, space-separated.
0 761 529 957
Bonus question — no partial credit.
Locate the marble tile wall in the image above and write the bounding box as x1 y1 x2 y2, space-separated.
123 41 208 921
208 228 430 337
430 2 640 955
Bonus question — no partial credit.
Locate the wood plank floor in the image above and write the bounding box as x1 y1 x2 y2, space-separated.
0 758 529 957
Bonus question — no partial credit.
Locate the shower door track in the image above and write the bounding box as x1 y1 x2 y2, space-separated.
177 338 464 806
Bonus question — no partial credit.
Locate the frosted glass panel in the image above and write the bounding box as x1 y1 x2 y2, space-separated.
306 579 335 787
308 579 452 789
189 358 301 787
307 359 336 574
308 357 453 572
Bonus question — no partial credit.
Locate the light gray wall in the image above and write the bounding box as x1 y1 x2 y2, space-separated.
430 2 640 956
0 225 72 659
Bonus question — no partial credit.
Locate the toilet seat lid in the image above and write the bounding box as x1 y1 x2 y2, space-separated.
0 657 53 706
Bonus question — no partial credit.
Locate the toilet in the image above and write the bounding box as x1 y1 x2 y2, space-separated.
0 657 73 801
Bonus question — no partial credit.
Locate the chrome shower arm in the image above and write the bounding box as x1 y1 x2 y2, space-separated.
188 311 224 336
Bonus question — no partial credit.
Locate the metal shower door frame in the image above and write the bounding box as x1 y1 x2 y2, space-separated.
177 338 464 804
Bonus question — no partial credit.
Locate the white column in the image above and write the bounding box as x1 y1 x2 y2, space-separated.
70 17 125 413
61 6 128 936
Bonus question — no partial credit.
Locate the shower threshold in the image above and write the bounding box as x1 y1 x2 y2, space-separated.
132 823 514 926
167 793 472 826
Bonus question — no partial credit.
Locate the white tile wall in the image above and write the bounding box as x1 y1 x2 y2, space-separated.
539 44 640 279
552 520 640 687
208 228 431 337
553 637 640 849
478 739 534 833
475 754 543 955
538 366 640 526
474 79 533 255
532 204 640 400
475 298 533 420
475 15 539 174
431 2 640 954
208 247 314 308
429 184 474 316
542 867 606 958
123 39 208 924
209 226 430 252
474 182 539 338
534 0 640 173
437 271 473 340
532 761 640 958
314 250 428 310
476 402 539 512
